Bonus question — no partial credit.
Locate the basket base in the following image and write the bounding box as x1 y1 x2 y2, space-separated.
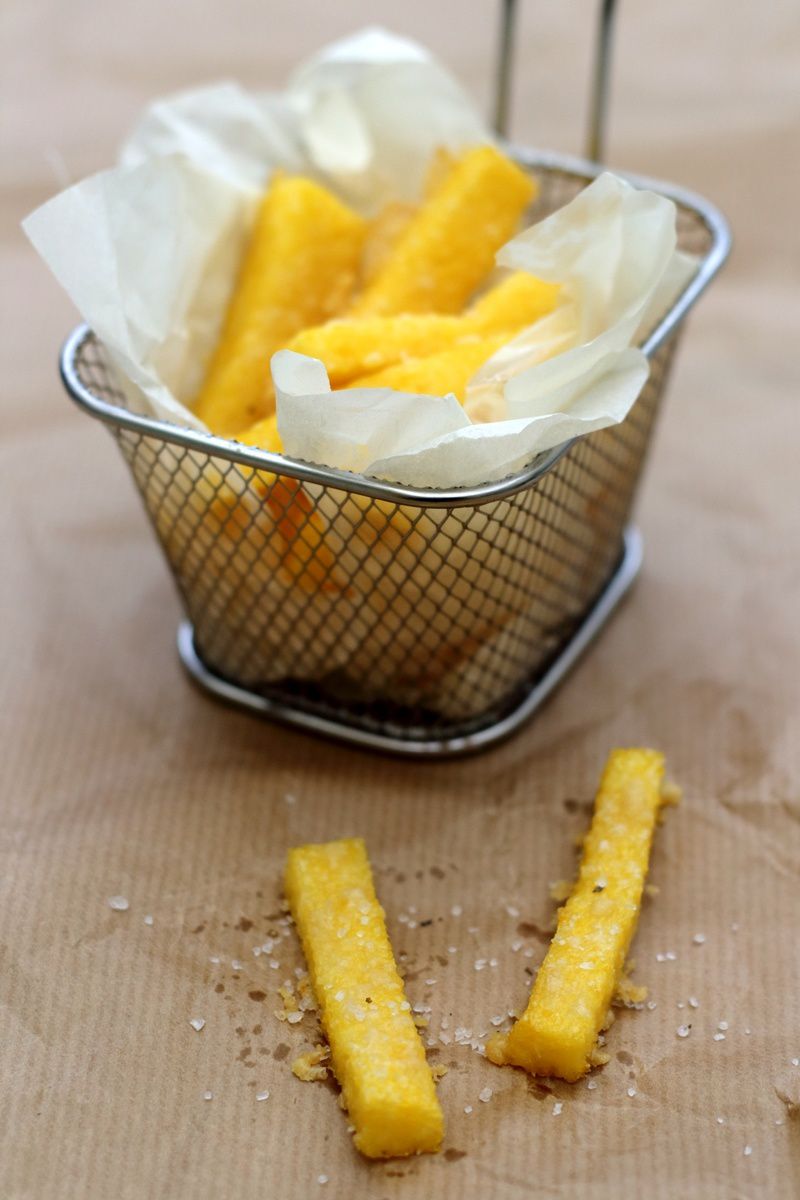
177 526 642 758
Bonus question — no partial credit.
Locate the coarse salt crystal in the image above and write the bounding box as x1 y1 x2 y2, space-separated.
318 1174 328 1185
677 1002 685 1010
505 905 520 918
231 960 243 971
209 956 220 964
552 1101 563 1116
189 1018 206 1032
523 947 535 958
713 1032 726 1042
425 978 437 986
646 1001 657 1011
716 1116 725 1124
468 926 479 934
108 896 129 911
665 951 677 961
269 960 280 970
587 1080 598 1090
478 1087 492 1103
692 933 706 945
256 1090 269 1101
143 915 154 926
718 1021 729 1031
688 996 699 1009
450 905 463 917
627 1087 637 1098
791 1058 800 1067
743 1146 752 1157
474 959 487 971
203 1091 213 1101
464 1105 473 1114
511 938 524 953
489 958 498 968
677 1025 691 1039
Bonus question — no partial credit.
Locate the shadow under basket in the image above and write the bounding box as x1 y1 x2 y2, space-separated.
60 151 730 757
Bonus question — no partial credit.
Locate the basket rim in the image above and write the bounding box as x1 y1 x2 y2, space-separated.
59 149 731 510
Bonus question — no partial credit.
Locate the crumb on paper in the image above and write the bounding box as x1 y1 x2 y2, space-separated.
660 780 682 807
613 963 648 1008
431 1064 448 1082
108 895 129 911
291 1046 330 1082
548 879 572 904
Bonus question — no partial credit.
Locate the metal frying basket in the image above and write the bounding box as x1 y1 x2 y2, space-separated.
59 6 730 756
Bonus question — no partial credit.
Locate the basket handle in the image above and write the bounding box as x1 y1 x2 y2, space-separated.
492 0 618 163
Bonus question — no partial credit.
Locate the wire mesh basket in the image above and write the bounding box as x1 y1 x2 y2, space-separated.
60 147 729 755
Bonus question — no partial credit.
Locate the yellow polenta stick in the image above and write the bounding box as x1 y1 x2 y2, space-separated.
487 748 666 1082
468 271 560 332
284 273 558 389
349 332 511 402
193 176 366 436
285 838 443 1159
349 144 535 317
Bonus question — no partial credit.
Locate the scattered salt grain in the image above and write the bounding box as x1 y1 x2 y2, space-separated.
209 956 221 965
317 1174 328 1185
713 1032 726 1042
646 1001 657 1011
108 896 129 911
677 1025 691 1039
256 1090 269 1102
627 1087 637 1098
743 1146 752 1157
587 1080 598 1090
505 905 520 918
718 1021 729 1031
552 1101 563 1116
511 938 524 953
489 958 499 968
692 933 706 945
464 1105 473 1114
665 951 677 961
745 1028 752 1035
479 1087 493 1103
425 979 437 986
203 1091 213 1101
231 960 243 971
269 959 280 970
189 1018 206 1032
450 905 463 917
688 996 699 1009
792 1058 800 1067
474 959 487 971
523 947 535 958
716 1116 725 1125
143 915 154 926
448 946 458 954
677 1002 685 1010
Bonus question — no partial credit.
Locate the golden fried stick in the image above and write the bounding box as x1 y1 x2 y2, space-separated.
285 838 444 1158
487 749 667 1081
193 176 366 436
349 145 535 317
348 332 511 402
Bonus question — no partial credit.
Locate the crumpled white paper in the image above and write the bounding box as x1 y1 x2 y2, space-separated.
23 26 693 493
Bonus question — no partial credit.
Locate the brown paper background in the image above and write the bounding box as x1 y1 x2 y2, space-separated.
2 3 799 1197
